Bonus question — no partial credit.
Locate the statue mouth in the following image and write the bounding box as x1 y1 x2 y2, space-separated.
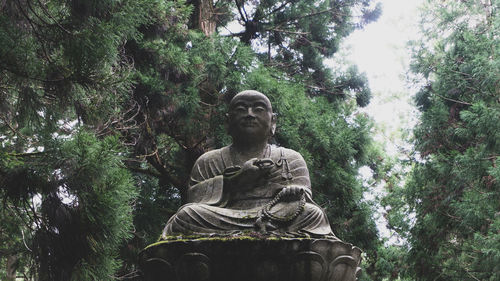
241 121 258 127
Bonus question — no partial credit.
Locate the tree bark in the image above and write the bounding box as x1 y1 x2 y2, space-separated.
189 0 216 36
6 254 18 281
199 0 215 36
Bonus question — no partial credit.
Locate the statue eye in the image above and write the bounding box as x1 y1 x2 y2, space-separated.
253 106 265 112
235 106 247 112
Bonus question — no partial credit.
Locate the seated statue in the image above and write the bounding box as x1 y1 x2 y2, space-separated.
162 90 335 238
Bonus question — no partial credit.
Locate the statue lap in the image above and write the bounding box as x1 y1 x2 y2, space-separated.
164 201 331 236
162 145 334 238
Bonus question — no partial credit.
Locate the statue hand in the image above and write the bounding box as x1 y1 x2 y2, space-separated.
227 158 273 190
279 186 305 199
240 157 273 181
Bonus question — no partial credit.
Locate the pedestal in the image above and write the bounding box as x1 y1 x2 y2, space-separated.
139 237 362 281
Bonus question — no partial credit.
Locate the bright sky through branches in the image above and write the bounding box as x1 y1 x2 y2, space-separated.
348 0 424 91
335 0 425 158
335 0 425 243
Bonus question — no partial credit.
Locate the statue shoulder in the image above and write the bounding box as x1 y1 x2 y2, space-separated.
272 146 308 169
194 147 225 164
275 146 305 161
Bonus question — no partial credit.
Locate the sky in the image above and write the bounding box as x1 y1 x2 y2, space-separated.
342 0 424 153
347 0 424 92
335 0 425 242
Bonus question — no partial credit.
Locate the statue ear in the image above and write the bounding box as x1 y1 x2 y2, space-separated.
224 113 230 133
270 113 277 136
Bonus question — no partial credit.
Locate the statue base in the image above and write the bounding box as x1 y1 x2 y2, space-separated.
139 236 361 281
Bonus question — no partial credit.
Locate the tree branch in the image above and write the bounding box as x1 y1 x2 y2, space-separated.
240 1 249 21
306 84 345 96
274 7 347 26
466 270 481 281
262 0 293 19
35 0 71 34
25 0 51 27
15 0 55 63
234 0 247 22
435 93 472 106
146 155 183 188
0 115 27 139
21 229 33 252
126 166 161 178
8 151 45 157
265 28 309 35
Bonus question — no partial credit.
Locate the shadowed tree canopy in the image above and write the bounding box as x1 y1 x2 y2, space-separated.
0 0 387 280
382 0 500 280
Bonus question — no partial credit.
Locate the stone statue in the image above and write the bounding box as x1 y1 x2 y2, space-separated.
143 90 361 281
162 90 335 238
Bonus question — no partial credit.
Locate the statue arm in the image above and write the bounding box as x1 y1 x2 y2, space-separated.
281 149 313 200
186 154 228 206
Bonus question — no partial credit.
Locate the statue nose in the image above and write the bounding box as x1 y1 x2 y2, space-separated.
246 107 256 117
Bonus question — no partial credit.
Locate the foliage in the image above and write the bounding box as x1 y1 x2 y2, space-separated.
226 0 381 102
0 0 386 280
384 0 500 280
1 0 150 280
0 201 33 280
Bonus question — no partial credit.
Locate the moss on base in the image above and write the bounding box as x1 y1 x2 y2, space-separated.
148 231 311 249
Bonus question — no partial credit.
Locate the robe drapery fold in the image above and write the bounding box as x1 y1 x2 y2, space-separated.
163 145 334 237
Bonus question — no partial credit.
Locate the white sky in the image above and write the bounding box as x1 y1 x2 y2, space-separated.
344 0 423 136
336 0 425 243
347 0 423 91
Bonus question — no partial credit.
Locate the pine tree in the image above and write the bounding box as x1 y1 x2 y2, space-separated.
384 0 500 280
1 1 152 279
1 0 386 280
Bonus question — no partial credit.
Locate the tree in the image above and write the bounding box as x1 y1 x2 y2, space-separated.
226 0 380 102
1 0 152 280
384 0 500 280
1 0 385 279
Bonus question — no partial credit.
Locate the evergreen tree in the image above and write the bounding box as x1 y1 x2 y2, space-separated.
1 1 152 279
1 0 386 279
384 0 500 280
226 0 381 103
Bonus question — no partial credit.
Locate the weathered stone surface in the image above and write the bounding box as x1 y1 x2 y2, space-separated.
140 237 361 281
162 90 334 238
144 91 363 281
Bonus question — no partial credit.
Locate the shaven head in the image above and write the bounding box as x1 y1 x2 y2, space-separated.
229 90 273 112
226 90 276 143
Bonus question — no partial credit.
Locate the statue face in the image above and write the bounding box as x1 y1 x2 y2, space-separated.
227 91 275 141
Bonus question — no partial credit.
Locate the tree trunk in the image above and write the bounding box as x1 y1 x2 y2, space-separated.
6 254 18 281
190 0 216 36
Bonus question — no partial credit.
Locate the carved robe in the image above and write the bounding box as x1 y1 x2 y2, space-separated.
162 145 334 237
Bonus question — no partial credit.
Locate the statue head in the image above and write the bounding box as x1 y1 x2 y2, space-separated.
226 90 277 144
